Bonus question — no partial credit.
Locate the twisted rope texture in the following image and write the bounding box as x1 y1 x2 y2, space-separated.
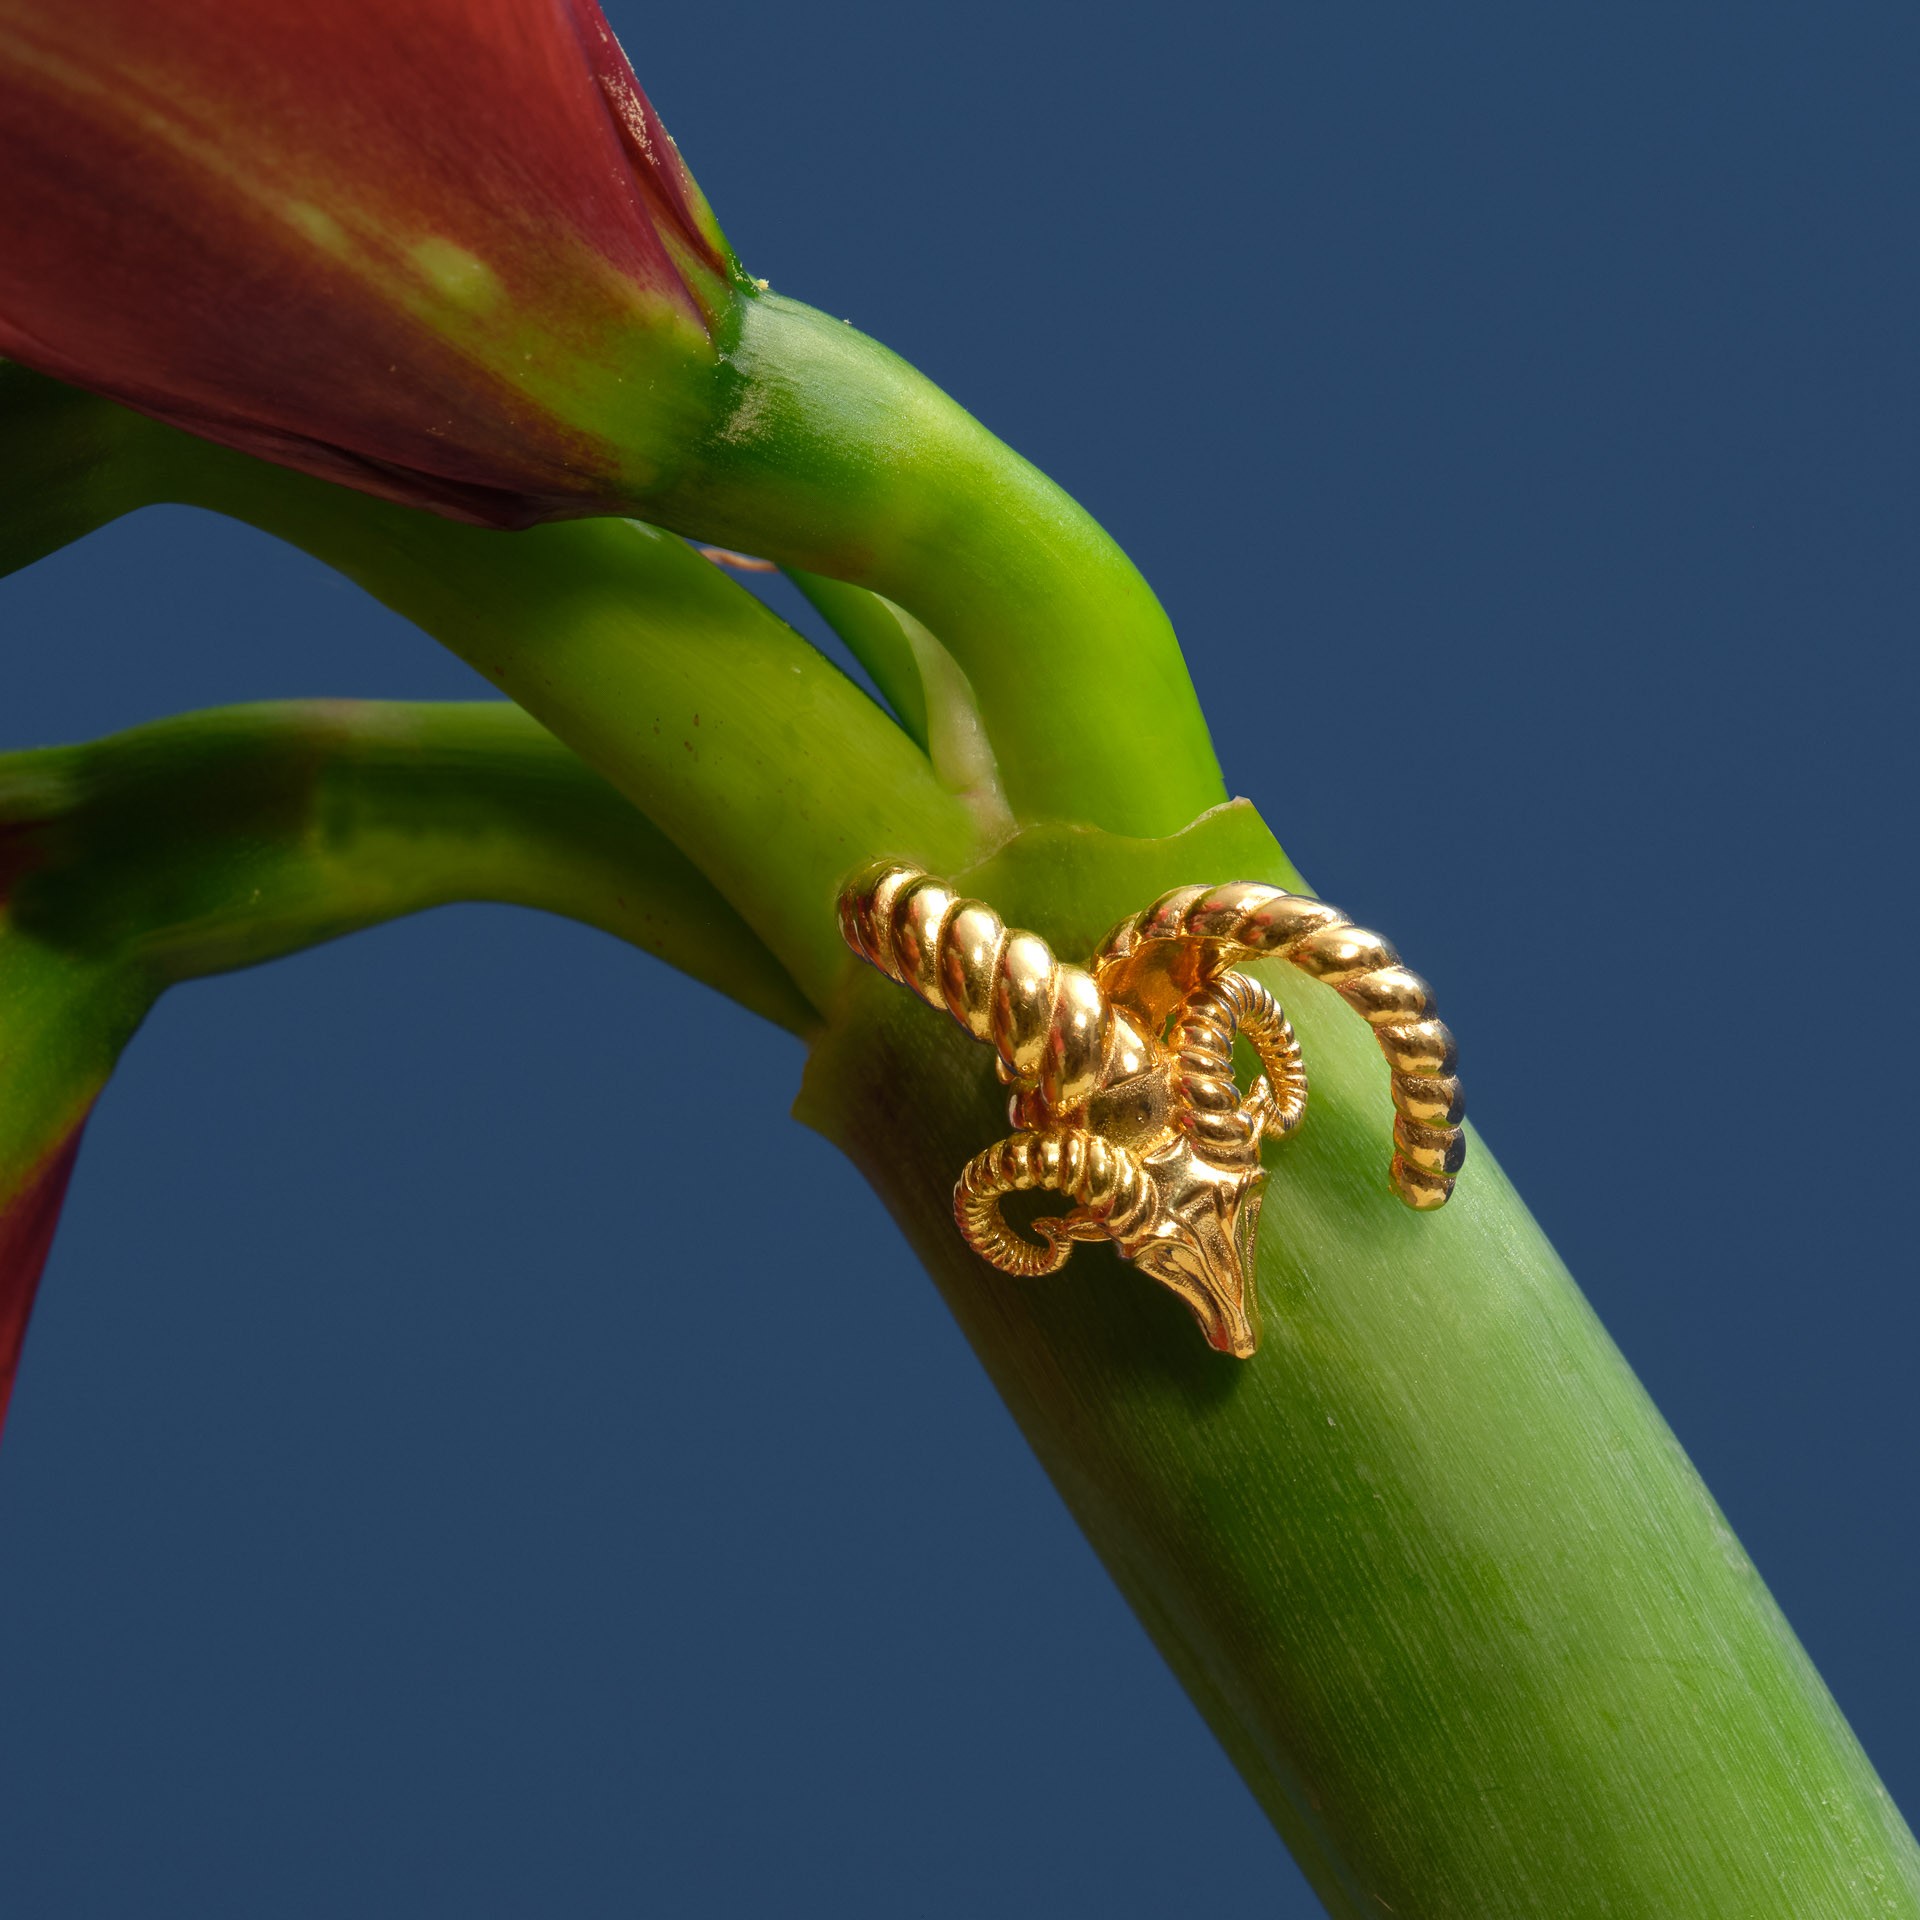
838 863 1120 1112
953 1129 1156 1276
1099 882 1465 1206
1171 970 1308 1172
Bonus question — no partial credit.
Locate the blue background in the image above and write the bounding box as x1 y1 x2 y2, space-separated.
3 4 1916 1912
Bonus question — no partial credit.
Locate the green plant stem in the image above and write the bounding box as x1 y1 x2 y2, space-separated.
0 368 990 1013
0 362 158 576
172 460 987 1010
12 281 1231 838
0 941 143 1220
650 293 1226 836
785 566 930 750
10 368 1916 1911
0 693 824 1434
0 696 817 1202
800 804 1920 1919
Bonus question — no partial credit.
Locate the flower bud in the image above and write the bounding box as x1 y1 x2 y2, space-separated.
0 0 745 525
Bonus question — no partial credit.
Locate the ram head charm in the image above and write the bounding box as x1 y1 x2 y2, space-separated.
837 866 1463 1358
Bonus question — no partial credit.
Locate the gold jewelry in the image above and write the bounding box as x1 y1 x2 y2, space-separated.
839 868 1463 1358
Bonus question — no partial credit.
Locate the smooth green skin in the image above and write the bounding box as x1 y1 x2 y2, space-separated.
0 363 157 578
10 367 1920 1910
801 805 1920 1919
0 367 988 1013
785 565 930 750
0 698 816 1206
0 943 144 1212
8 276 1228 837
154 468 989 1011
650 294 1224 836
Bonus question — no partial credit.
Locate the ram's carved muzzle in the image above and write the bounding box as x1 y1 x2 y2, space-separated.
1132 1146 1267 1358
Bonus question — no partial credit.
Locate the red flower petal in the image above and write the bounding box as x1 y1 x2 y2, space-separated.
0 1116 88 1444
0 0 740 525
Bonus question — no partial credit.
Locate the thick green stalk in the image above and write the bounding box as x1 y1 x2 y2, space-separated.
11 275 1232 838
644 293 1225 836
0 698 814 1025
0 694 820 1421
801 805 1920 1918
0 695 818 1201
0 369 990 1012
0 361 157 575
785 566 930 751
161 450 987 1009
787 566 1014 838
11 370 1914 1909
0 940 144 1228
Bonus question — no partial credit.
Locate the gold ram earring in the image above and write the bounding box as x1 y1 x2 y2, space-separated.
838 866 1464 1358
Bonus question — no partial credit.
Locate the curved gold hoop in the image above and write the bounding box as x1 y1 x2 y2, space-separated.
1096 883 1464 1206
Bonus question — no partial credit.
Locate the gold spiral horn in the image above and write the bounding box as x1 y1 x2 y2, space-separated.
953 1128 1157 1278
1168 969 1308 1172
838 861 1147 1113
1095 883 1464 1207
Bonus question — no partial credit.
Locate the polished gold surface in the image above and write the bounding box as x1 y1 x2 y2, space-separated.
838 866 1463 1356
